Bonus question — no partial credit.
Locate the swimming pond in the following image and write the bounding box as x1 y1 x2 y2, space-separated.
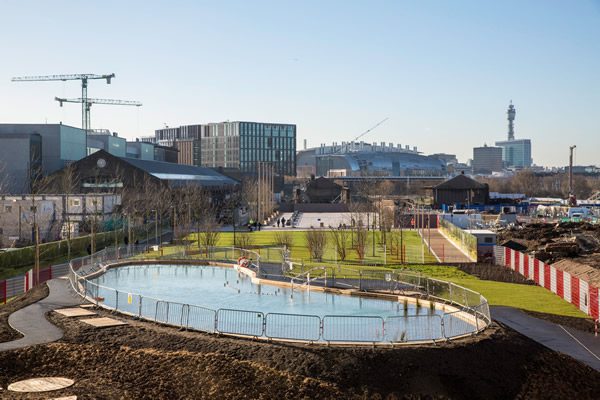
87 264 480 343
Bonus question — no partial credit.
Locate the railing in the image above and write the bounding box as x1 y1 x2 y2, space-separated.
68 245 491 345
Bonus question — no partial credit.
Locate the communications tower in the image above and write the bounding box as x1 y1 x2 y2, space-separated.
507 101 516 140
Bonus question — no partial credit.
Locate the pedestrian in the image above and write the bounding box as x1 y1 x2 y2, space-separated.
281 217 286 226
277 219 280 228
258 222 262 231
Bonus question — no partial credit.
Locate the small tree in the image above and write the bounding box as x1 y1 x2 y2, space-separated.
305 229 327 262
329 227 349 261
274 231 294 248
197 213 222 256
234 232 254 249
355 225 368 261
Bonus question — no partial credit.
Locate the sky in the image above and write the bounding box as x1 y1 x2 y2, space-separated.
0 0 599 167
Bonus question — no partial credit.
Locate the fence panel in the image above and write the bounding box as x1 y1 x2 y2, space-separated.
51 263 70 278
265 313 321 341
322 315 384 342
442 310 476 338
579 279 589 315
216 309 264 336
140 296 159 321
427 279 451 301
6 276 24 298
187 305 217 333
385 314 443 342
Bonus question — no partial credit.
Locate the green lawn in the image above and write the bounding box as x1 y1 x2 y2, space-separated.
186 230 437 265
396 264 589 318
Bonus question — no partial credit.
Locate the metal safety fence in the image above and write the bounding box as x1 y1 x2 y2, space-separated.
69 245 491 345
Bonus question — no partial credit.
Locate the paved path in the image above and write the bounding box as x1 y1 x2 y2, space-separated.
423 229 473 263
0 278 83 351
491 306 600 372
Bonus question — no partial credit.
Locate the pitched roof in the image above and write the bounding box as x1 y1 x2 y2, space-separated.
121 157 238 187
433 174 487 190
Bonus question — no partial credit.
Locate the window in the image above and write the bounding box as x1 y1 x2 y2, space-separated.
4 205 12 213
70 199 81 207
484 237 493 243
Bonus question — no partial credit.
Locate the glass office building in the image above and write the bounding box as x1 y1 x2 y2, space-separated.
495 139 532 168
201 121 296 176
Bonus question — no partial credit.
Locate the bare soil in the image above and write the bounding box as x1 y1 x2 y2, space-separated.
498 222 600 266
0 305 599 400
523 310 597 333
0 283 49 342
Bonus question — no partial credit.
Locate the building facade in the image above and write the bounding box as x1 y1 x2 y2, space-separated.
495 139 532 168
0 123 87 176
87 130 127 157
201 121 296 176
472 145 503 174
126 141 155 160
297 141 445 178
175 139 201 166
0 133 42 194
0 193 120 246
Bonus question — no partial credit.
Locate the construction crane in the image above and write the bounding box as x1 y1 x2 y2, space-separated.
11 73 115 133
55 97 142 132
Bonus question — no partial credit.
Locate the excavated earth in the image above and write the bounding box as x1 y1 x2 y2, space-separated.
498 222 600 290
498 222 600 266
0 300 599 399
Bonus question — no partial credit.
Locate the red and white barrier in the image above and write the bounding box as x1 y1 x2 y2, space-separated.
499 246 599 320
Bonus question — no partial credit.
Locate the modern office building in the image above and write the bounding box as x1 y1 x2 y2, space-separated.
87 130 127 157
0 133 42 193
175 139 201 166
495 103 533 168
201 121 296 176
472 145 503 174
0 123 87 175
154 124 207 146
495 138 532 169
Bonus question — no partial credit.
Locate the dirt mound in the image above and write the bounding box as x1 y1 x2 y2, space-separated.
0 308 598 399
499 222 600 266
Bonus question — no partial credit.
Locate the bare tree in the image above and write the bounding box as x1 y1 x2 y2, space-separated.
305 229 327 261
234 232 254 249
273 231 294 248
354 224 368 262
329 227 349 261
57 164 79 259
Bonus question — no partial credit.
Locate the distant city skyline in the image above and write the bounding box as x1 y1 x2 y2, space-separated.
1 0 599 167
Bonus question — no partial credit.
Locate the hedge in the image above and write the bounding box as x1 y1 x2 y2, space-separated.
0 230 124 271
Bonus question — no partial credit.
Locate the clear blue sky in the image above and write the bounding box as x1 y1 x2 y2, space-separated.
1 0 599 167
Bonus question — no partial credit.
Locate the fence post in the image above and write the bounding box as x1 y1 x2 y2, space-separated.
138 296 143 318
115 290 119 311
359 270 362 291
1 280 6 304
